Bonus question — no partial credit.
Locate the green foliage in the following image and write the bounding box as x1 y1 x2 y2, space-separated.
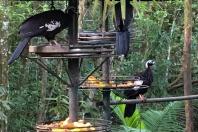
142 102 185 132
111 93 145 129
47 95 69 120
0 85 11 123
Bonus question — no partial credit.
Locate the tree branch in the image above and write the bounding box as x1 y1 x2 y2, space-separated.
169 70 183 87
27 57 70 86
78 57 108 86
168 80 198 91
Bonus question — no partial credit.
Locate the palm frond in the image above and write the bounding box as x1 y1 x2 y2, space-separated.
142 101 185 132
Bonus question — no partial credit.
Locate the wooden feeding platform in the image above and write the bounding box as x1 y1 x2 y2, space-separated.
80 76 149 91
80 84 148 91
29 44 114 58
36 118 111 132
29 32 116 58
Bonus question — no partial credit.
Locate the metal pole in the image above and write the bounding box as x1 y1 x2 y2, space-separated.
110 94 198 105
68 0 79 122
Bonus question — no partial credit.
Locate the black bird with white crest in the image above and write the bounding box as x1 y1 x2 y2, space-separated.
8 9 72 65
124 60 155 118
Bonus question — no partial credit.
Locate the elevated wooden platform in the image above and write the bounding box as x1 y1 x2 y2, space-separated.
78 31 116 45
28 32 116 58
29 44 114 58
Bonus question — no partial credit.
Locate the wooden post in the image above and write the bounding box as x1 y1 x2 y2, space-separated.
78 0 86 33
102 58 110 120
183 0 194 131
68 0 79 122
101 0 111 120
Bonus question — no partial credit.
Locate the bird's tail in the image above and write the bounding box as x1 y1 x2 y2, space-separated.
124 103 136 118
116 31 130 57
8 37 30 65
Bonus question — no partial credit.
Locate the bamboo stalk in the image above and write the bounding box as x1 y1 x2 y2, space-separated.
110 94 198 105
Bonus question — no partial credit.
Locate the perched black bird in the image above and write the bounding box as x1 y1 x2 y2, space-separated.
114 0 133 57
8 10 72 65
124 60 155 118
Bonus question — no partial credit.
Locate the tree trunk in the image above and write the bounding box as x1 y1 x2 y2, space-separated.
0 1 9 131
183 0 194 131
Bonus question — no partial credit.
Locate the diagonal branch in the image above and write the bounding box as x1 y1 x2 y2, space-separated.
27 57 70 86
78 57 108 86
169 70 183 87
61 58 73 86
169 80 198 91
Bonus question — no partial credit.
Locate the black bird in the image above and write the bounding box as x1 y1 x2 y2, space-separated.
124 60 155 118
114 0 133 57
8 10 72 65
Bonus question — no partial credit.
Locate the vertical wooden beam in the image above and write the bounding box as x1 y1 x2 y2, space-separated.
78 0 85 33
183 0 194 131
68 0 79 122
101 0 109 32
102 58 110 120
101 0 111 120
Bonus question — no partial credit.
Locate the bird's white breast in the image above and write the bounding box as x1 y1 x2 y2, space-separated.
43 20 61 31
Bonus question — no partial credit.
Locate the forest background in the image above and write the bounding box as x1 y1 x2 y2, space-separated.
0 0 198 131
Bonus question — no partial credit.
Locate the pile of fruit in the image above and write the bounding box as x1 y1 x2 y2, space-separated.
82 76 137 88
37 118 96 132
83 76 111 88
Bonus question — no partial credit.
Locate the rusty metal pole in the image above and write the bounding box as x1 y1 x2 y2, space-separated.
67 0 79 122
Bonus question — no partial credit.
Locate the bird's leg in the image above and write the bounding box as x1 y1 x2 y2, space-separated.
49 40 61 47
138 94 146 102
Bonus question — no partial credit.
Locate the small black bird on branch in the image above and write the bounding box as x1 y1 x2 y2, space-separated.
8 9 72 65
124 60 155 118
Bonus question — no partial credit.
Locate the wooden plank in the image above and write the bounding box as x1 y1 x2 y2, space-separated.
79 32 116 37
78 40 115 44
69 49 113 53
38 53 114 58
29 45 113 54
29 45 69 53
79 36 116 40
71 44 114 48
